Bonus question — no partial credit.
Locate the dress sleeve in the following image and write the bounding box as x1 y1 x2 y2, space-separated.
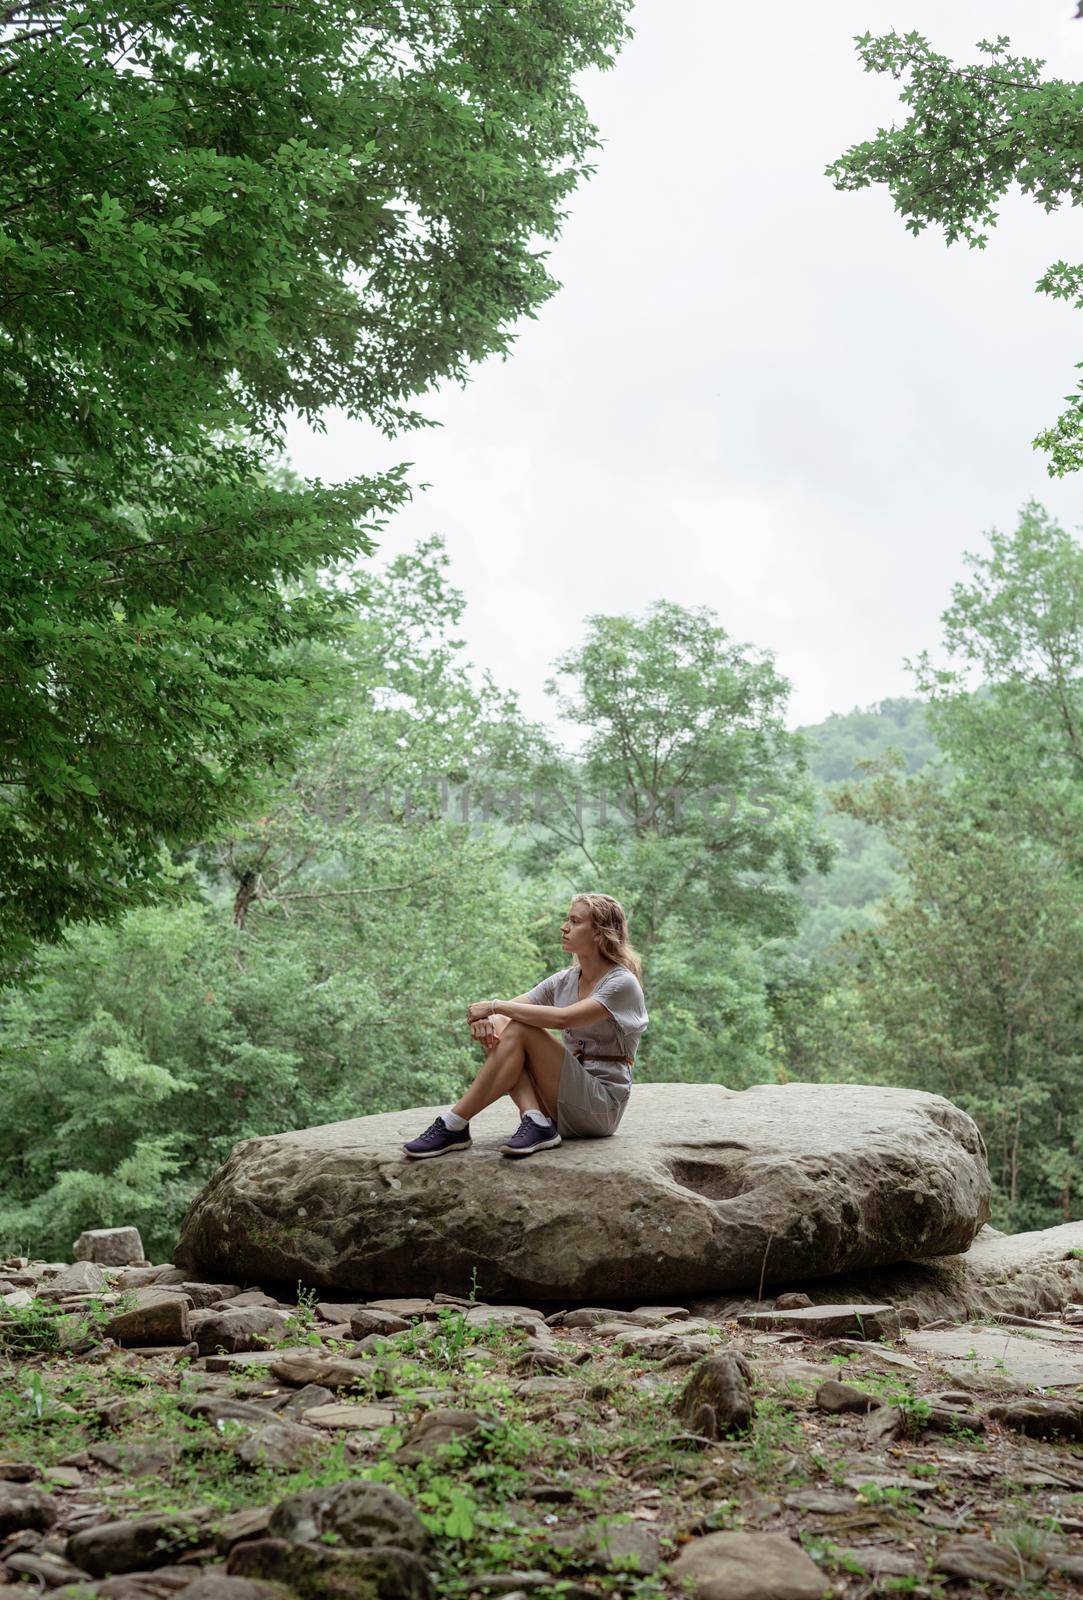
594 967 647 1047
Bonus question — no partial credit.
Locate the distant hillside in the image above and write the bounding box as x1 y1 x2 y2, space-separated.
800 696 938 784
793 698 939 957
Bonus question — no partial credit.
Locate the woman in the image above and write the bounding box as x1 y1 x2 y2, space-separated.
403 892 648 1160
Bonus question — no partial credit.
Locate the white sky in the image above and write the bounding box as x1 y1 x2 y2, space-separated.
285 1 1083 736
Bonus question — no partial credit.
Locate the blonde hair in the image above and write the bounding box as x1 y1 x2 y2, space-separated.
570 892 643 980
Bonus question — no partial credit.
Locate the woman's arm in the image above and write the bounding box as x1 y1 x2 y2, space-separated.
468 996 611 1030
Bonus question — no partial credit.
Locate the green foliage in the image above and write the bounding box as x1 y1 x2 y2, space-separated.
911 501 1083 865
525 599 834 1088
793 698 938 959
829 31 1083 475
0 0 630 975
0 540 545 1258
785 505 1083 1229
856 1481 920 1513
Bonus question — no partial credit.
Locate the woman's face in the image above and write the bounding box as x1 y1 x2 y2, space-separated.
561 900 598 960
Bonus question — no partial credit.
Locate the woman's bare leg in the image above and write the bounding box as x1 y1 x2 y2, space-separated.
509 1069 543 1116
452 1022 564 1123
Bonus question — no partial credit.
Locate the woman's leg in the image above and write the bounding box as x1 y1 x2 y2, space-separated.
473 1016 548 1119
452 1022 565 1123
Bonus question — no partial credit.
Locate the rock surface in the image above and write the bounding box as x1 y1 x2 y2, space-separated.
73 1227 145 1266
694 1219 1083 1325
669 1531 827 1600
905 1323 1083 1389
175 1082 991 1298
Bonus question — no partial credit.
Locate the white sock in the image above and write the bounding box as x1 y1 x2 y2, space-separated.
442 1108 468 1131
524 1108 553 1126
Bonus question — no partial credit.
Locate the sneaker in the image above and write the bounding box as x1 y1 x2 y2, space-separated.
402 1116 471 1159
499 1115 562 1158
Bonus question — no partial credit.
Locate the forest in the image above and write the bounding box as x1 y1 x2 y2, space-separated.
1 4 1080 1261
1 502 1079 1260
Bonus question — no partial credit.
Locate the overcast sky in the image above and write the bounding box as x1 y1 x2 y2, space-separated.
285 1 1083 737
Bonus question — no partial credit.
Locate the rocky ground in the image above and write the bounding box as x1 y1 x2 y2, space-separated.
2 1248 1083 1600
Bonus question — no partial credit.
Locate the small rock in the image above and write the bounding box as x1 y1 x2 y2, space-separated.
177 1283 243 1310
214 1507 273 1555
934 1534 1043 1586
394 1408 484 1463
0 1464 40 1483
268 1353 370 1389
232 1421 323 1469
814 1379 881 1414
0 1483 57 1536
737 1304 900 1340
302 1403 396 1432
38 1261 106 1298
193 1307 291 1356
463 1305 546 1331
462 1573 587 1595
73 1227 145 1267
110 1266 179 1291
546 1307 620 1328
783 1489 858 1514
228 1539 430 1599
1049 1554 1083 1582
676 1354 755 1439
842 1472 937 1497
219 1290 281 1310
181 1577 289 1600
774 1293 813 1310
90 1442 179 1477
94 1570 212 1600
268 1478 427 1551
349 1307 411 1338
67 1515 206 1577
771 1360 839 1388
589 1519 660 1573
105 1289 191 1346
4 1548 92 1587
363 1297 436 1318
834 1545 920 1579
42 1465 84 1488
988 1397 1083 1439
313 1301 363 1323
180 1396 277 1427
669 1531 827 1600
273 1384 336 1420
511 1345 567 1375
822 1339 920 1370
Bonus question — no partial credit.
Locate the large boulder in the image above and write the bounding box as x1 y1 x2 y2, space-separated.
174 1083 990 1300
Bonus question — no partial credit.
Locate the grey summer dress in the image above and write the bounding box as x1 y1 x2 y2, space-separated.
525 964 648 1139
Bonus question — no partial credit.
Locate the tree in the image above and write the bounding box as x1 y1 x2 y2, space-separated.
784 508 1083 1227
828 31 1083 474
829 766 1082 1229
197 534 550 932
0 0 631 977
524 600 834 1088
0 540 547 1259
911 501 1082 867
542 601 833 950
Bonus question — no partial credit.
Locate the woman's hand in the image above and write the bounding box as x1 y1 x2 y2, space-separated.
466 1000 501 1025
469 1013 509 1052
